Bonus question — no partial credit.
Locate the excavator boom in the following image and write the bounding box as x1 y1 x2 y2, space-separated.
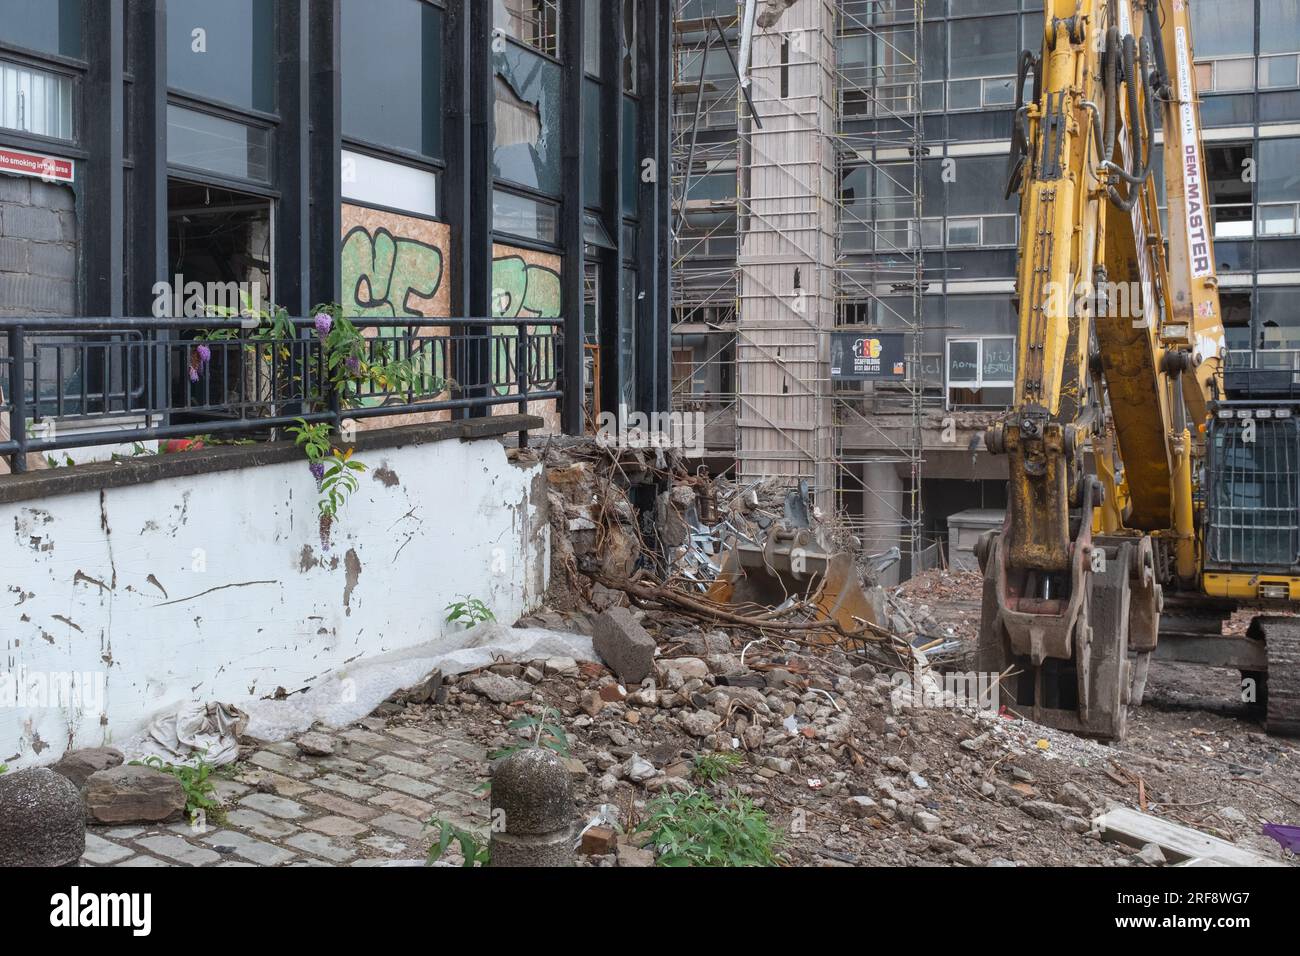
975 0 1256 740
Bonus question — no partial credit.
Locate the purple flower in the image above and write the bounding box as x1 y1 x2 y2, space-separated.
314 312 333 337
345 355 362 376
188 366 200 383
310 461 326 482
196 343 211 367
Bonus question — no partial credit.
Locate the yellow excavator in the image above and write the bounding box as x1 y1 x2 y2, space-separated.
977 0 1300 740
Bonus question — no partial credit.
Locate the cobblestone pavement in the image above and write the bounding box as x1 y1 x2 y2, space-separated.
79 718 489 867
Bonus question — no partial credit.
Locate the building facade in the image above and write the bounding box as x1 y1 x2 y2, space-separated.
672 0 1300 580
0 0 673 448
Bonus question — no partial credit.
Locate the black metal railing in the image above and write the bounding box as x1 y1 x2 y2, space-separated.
0 316 562 472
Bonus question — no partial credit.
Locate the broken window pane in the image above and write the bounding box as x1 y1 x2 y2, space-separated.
493 0 559 59
623 0 638 93
494 43 562 195
342 0 443 159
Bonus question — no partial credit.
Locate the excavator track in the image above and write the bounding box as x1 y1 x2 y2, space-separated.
1250 617 1300 737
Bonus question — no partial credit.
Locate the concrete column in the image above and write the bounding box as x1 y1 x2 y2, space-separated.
862 461 904 587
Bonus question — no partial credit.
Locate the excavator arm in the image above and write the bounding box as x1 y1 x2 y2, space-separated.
978 0 1225 739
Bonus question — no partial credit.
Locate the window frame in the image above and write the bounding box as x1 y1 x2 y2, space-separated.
945 335 1016 410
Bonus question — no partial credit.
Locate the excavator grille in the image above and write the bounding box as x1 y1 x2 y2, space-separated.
1206 415 1300 570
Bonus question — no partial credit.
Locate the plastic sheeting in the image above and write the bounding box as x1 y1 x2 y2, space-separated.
122 623 596 766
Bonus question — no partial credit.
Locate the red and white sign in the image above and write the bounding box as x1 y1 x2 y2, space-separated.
0 146 74 183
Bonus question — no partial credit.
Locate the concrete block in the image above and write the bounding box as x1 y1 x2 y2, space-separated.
593 607 656 683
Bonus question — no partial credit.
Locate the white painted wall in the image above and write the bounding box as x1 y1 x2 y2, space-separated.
0 436 549 767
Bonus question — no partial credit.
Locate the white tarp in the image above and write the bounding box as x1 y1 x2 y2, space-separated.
124 623 596 766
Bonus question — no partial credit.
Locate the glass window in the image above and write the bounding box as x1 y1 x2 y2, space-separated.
167 0 274 112
947 336 1015 408
949 15 1017 79
492 188 558 243
1257 138 1300 205
623 0 637 93
922 21 945 82
583 78 602 205
946 218 979 246
342 0 443 159
494 0 559 59
1022 12 1044 53
949 0 1015 14
341 150 438 219
620 267 636 407
584 0 601 76
1260 203 1300 236
1261 0 1300 56
948 78 981 109
984 76 1015 106
166 104 271 182
1257 288 1300 354
947 340 978 383
984 215 1017 245
1215 58 1255 92
622 94 638 216
1260 54 1300 89
494 43 562 194
0 57 74 140
945 156 1016 215
0 0 82 58
1191 0 1255 59
982 337 1015 382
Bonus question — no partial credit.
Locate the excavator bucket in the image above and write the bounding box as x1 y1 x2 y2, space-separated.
706 529 882 637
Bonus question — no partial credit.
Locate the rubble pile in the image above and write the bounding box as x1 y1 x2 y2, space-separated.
28 437 1295 869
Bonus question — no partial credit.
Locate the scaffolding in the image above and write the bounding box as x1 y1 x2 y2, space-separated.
671 0 928 576
831 0 927 572
671 1 743 472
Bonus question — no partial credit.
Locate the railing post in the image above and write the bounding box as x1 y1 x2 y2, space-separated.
325 334 342 437
517 322 530 450
9 326 26 474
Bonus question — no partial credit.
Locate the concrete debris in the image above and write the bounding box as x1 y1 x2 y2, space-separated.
615 842 655 867
82 765 187 825
50 747 125 789
466 674 534 705
592 608 657 684
1137 843 1167 866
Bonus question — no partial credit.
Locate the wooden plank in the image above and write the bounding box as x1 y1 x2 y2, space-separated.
1094 807 1288 867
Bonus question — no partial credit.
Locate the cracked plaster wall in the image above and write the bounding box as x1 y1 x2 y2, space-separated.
0 437 549 767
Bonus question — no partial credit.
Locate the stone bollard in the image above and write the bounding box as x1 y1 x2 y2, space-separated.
0 768 86 866
489 749 574 867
